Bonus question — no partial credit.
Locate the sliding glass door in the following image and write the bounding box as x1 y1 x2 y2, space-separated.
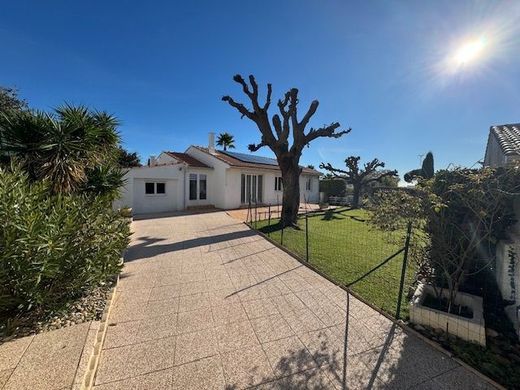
241 174 263 204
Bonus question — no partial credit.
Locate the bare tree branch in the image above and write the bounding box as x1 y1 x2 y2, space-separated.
222 96 254 119
305 123 351 144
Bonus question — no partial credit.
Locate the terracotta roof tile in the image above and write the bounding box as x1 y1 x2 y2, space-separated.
192 146 320 175
490 124 520 156
165 152 211 168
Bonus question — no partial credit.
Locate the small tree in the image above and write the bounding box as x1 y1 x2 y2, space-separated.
320 156 397 208
370 167 520 314
118 147 141 167
0 87 27 114
223 74 350 226
216 132 235 151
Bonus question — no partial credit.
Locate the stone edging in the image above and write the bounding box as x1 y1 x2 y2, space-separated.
79 275 119 390
245 222 505 390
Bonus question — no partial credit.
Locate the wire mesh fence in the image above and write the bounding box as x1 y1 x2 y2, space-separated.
248 203 414 319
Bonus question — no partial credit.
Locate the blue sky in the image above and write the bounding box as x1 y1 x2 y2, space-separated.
2 1 519 179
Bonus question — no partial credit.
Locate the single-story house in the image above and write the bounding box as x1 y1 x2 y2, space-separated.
114 134 321 214
484 123 520 339
483 123 520 167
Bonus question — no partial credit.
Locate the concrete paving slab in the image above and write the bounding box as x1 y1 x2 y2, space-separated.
93 368 173 390
0 335 33 370
3 322 90 390
171 355 225 390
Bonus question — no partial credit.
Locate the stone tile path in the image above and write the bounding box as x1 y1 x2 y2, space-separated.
94 211 497 389
0 320 98 390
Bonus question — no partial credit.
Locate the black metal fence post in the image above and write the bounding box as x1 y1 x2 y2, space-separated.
267 205 271 237
395 221 412 320
281 223 284 246
305 213 309 262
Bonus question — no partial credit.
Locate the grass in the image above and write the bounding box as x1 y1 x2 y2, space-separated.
256 208 415 318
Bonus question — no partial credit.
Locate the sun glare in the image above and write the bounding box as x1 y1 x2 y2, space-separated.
453 38 486 66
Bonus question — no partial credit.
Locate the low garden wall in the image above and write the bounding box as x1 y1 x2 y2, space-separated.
410 283 486 346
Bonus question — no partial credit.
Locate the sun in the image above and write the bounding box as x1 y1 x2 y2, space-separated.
453 37 487 66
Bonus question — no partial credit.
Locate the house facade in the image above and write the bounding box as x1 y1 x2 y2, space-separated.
114 136 321 215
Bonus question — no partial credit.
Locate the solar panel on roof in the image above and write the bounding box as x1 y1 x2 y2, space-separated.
220 150 279 166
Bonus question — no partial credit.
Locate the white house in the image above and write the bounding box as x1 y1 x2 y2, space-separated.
483 123 520 339
114 134 321 214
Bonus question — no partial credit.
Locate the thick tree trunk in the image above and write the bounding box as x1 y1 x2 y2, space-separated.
352 184 361 209
280 159 301 227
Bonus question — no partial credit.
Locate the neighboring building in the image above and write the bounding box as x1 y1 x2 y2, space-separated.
484 123 520 339
114 134 321 214
483 123 520 167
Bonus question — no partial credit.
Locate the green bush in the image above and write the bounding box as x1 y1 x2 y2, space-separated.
319 179 346 197
0 168 130 317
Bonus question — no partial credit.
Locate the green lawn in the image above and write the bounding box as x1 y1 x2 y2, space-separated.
256 208 414 318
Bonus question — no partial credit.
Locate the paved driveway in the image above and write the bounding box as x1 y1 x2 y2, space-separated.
94 211 496 389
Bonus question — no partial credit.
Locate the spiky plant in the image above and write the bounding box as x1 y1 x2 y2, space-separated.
0 105 120 193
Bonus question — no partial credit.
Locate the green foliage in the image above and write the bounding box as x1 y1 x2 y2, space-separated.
216 132 235 151
0 168 129 317
370 167 520 310
118 147 141 167
319 179 346 197
83 164 126 202
404 151 434 183
0 86 27 114
0 105 120 193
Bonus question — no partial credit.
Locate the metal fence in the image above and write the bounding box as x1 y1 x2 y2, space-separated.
246 203 414 320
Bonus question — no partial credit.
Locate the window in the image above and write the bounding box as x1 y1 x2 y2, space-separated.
199 174 207 200
305 178 312 191
189 174 197 200
156 182 166 194
145 182 155 194
275 177 283 191
241 174 263 203
145 182 166 195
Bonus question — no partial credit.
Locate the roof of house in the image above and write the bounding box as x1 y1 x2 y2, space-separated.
489 124 520 156
192 146 321 175
164 152 211 168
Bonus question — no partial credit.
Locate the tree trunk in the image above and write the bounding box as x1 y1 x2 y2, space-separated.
280 159 301 227
352 184 361 209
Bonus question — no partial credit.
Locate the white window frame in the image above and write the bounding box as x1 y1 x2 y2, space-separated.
145 182 167 196
188 173 208 201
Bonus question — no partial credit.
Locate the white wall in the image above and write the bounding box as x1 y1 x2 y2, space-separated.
113 164 185 214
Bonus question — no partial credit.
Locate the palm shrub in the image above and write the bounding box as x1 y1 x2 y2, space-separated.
0 105 120 194
0 167 129 318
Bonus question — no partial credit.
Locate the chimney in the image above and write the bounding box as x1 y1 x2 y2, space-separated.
208 132 215 154
149 155 157 166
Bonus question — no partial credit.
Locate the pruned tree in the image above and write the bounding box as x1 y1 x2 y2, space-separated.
320 156 398 208
222 74 350 226
404 151 434 183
